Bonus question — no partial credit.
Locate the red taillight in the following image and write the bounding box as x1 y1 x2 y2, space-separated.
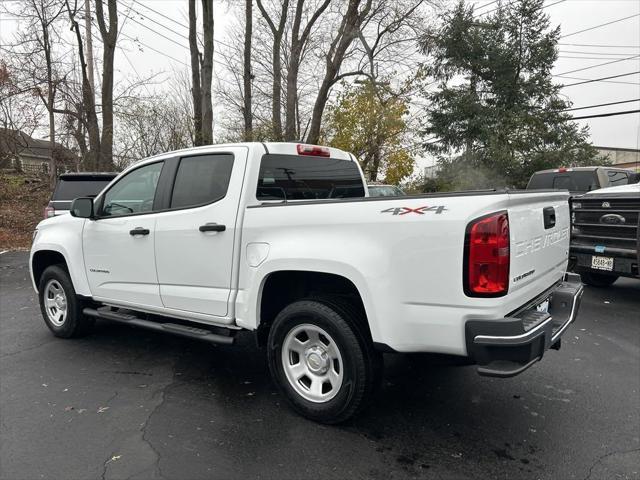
44 204 55 219
464 211 510 297
296 144 330 157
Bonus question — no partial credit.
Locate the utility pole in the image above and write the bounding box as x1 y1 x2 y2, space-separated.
84 0 95 94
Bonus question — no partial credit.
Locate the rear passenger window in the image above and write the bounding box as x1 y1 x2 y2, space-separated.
257 154 365 200
171 154 234 209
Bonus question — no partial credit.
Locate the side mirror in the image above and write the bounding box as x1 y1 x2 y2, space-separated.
70 197 95 219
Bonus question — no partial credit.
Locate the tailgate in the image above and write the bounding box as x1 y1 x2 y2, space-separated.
509 192 570 295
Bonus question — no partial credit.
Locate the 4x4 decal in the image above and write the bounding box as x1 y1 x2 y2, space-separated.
381 205 447 215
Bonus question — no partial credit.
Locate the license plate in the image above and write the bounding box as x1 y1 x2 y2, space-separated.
536 299 550 313
591 256 614 271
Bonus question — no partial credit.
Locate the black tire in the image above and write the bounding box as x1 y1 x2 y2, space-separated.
267 297 382 424
38 265 94 338
580 270 619 288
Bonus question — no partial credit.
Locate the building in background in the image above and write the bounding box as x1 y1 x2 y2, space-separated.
596 146 640 172
0 128 77 175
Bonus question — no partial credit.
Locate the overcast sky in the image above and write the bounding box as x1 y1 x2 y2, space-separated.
1 0 639 154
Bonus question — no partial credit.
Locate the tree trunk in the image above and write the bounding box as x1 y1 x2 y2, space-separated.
256 0 288 141
95 0 117 171
243 0 253 141
41 16 57 186
66 0 100 170
188 0 203 146
271 36 283 141
306 0 370 145
284 0 330 141
201 0 214 145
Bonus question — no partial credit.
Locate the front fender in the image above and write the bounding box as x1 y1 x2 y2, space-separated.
30 217 91 296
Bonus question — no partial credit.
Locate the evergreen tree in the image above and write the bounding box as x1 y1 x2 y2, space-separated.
420 0 601 189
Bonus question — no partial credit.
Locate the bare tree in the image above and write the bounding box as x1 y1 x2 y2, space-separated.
201 0 214 144
65 0 101 170
0 0 75 184
189 0 214 146
188 0 203 146
243 0 253 141
306 0 374 144
114 94 192 168
94 0 117 170
256 0 289 140
283 0 331 140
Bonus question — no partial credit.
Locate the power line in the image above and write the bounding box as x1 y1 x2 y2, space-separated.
556 54 640 76
558 43 640 49
563 98 640 112
571 109 640 120
131 0 188 30
559 50 640 57
558 71 640 87
558 55 640 60
560 13 640 39
474 0 500 11
119 31 189 66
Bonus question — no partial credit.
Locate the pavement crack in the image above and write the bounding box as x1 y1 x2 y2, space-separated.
583 447 640 480
100 450 117 480
133 351 185 480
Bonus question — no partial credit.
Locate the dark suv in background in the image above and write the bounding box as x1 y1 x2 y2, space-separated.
44 172 117 218
526 167 636 195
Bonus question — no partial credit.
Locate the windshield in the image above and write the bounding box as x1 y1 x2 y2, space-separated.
527 171 599 192
52 178 114 200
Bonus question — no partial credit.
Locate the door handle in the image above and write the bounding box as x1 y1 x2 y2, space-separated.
543 206 556 229
129 227 150 236
199 223 226 232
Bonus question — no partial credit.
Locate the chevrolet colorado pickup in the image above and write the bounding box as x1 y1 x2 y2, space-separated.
30 142 583 423
570 182 639 286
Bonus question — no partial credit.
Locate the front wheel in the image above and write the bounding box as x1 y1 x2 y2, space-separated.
580 271 619 287
267 298 381 424
38 265 94 338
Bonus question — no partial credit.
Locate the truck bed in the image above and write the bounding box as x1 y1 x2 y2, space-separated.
237 189 570 354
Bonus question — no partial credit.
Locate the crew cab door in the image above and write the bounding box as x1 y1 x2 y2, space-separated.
83 161 165 308
154 148 248 318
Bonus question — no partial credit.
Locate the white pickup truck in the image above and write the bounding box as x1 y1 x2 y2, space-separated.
30 142 583 423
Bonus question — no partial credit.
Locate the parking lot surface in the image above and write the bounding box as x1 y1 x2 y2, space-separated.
1 251 638 479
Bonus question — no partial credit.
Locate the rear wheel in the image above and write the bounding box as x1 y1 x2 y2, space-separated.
580 270 619 287
267 298 381 424
38 265 94 337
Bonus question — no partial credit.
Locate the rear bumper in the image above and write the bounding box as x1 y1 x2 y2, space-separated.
465 272 584 378
571 251 638 278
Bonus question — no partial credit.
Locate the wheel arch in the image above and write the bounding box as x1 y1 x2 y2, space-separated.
31 250 68 289
254 270 374 347
30 247 91 296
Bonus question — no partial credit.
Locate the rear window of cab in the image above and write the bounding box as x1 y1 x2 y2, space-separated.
256 154 365 201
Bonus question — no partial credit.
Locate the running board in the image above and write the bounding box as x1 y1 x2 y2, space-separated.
83 307 235 345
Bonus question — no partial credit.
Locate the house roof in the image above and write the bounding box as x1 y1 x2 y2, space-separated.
0 128 74 160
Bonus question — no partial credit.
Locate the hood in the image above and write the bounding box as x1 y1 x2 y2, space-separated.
36 210 84 230
584 183 640 196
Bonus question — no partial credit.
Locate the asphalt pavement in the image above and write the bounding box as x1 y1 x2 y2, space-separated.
1 250 638 480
